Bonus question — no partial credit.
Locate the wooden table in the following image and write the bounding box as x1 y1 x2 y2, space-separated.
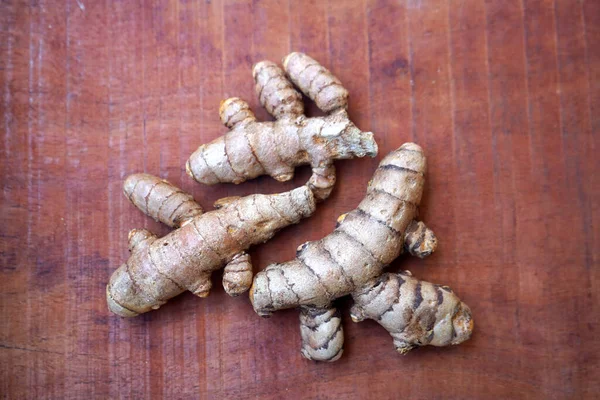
1 0 598 398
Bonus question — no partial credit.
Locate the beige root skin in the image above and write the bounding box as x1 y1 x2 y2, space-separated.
350 271 473 354
299 306 344 362
282 52 348 113
107 174 316 317
250 143 473 360
404 220 438 258
186 52 377 201
222 252 253 297
123 174 204 228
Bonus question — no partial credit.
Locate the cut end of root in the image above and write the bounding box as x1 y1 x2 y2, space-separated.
362 132 378 157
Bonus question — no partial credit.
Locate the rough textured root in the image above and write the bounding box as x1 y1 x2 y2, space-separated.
189 273 212 298
219 97 256 129
250 144 471 360
186 111 377 196
307 164 336 202
253 61 304 119
299 306 344 362
404 221 437 258
250 143 430 316
123 173 204 228
351 272 473 353
185 52 377 201
282 52 349 113
222 252 253 297
107 186 316 317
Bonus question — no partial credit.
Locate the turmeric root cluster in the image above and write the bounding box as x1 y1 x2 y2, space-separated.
250 144 473 361
107 52 376 317
106 52 473 362
107 174 316 317
186 52 377 201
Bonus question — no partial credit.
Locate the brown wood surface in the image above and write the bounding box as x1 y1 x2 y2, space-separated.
1 0 598 398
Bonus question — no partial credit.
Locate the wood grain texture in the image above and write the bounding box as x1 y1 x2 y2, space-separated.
1 0 598 398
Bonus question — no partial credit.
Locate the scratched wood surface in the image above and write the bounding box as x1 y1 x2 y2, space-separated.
1 0 598 398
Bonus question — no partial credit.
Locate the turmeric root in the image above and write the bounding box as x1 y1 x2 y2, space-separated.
250 144 473 361
107 173 316 317
186 52 378 201
350 271 472 355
